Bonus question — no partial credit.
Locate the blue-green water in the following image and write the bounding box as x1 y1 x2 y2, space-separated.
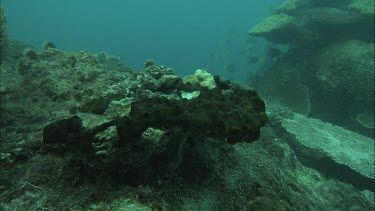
1 0 283 80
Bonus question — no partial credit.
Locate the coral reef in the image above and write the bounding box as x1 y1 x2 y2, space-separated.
96 51 123 67
250 0 373 46
145 65 173 79
312 39 374 109
248 14 297 44
0 43 373 210
1 2 374 206
248 0 374 137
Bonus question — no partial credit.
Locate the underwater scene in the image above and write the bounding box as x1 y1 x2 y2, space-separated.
0 0 374 210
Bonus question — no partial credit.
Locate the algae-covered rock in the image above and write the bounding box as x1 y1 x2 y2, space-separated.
42 41 56 50
249 14 296 34
145 65 173 79
274 0 302 13
294 7 365 25
250 0 373 45
96 51 123 67
42 76 267 185
118 85 267 145
12 46 129 103
43 116 84 144
280 112 374 191
250 38 374 136
313 39 374 108
80 96 111 115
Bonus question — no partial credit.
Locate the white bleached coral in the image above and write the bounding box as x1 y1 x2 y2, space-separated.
182 69 216 89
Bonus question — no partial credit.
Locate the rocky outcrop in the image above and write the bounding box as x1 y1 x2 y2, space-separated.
248 0 374 137
1 41 267 186
248 14 297 44
42 73 267 184
312 39 374 110
279 112 374 191
249 0 373 45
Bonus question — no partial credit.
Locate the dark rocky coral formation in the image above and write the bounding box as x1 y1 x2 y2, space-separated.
42 74 267 184
120 86 267 145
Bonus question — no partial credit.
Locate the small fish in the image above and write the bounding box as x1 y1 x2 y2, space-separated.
244 37 256 44
248 56 260 64
211 52 219 60
247 44 254 50
223 26 236 34
224 64 236 73
240 48 246 55
266 47 282 58
267 4 275 14
144 59 155 68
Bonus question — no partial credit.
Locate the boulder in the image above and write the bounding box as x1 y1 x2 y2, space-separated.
280 112 374 191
